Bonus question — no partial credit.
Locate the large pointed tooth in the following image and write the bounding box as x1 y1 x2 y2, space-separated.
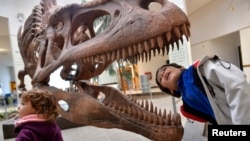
128 106 132 115
140 100 144 108
171 43 175 51
174 113 182 126
168 111 172 121
152 49 156 57
154 115 159 125
137 54 141 62
163 109 167 119
83 58 87 63
91 56 95 64
148 50 151 61
177 113 182 125
150 38 156 49
145 100 149 111
138 42 144 54
122 48 128 59
145 52 148 62
150 101 154 113
154 107 158 115
148 114 154 123
166 116 171 125
176 41 180 50
171 114 175 125
165 32 171 42
133 44 139 54
159 116 165 125
118 105 123 111
187 25 191 37
111 50 116 61
108 102 113 107
95 54 100 62
159 109 162 117
103 100 108 106
132 107 138 118
130 56 137 64
128 46 134 56
138 109 143 120
157 36 164 48
144 41 150 52
156 47 161 55
136 99 141 105
174 27 181 38
116 49 121 59
123 105 128 114
143 112 148 121
102 53 107 64
141 53 144 62
162 46 165 56
131 97 136 103
166 45 170 55
106 52 111 62
114 102 119 110
179 38 184 45
181 24 189 40
134 57 138 64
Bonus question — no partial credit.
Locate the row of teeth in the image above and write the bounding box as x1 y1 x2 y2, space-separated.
102 97 182 127
80 24 190 65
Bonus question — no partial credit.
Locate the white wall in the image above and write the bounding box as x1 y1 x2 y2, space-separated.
189 0 250 81
189 0 250 45
191 32 241 67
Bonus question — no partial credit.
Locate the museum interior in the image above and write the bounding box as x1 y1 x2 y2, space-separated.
1 0 250 141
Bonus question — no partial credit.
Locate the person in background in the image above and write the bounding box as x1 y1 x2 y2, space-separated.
14 88 63 141
155 55 250 125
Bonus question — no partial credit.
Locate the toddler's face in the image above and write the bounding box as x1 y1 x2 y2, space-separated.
17 98 36 118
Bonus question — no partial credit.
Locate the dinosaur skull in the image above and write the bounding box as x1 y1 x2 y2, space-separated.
17 0 190 141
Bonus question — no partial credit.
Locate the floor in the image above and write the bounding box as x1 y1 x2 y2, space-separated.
0 94 207 141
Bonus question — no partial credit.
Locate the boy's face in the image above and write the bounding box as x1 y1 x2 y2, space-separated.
156 65 182 93
17 98 36 118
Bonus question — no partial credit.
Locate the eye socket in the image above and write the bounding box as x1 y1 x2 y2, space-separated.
49 14 63 30
55 21 63 30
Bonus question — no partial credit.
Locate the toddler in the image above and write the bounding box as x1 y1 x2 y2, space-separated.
14 88 63 141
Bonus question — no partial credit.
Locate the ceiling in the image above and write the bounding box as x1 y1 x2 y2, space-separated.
0 0 211 67
185 0 211 15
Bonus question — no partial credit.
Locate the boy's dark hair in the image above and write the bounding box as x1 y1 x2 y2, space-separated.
155 63 184 98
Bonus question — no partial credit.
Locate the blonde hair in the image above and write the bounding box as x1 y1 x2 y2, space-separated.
21 88 59 121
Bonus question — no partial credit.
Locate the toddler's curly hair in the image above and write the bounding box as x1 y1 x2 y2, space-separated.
21 88 59 121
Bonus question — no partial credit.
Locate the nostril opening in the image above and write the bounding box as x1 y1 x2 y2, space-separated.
114 10 120 18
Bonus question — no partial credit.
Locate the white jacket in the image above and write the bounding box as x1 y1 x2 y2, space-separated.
197 55 250 124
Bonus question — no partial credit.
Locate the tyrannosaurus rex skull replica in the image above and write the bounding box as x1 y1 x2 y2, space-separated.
17 0 190 141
